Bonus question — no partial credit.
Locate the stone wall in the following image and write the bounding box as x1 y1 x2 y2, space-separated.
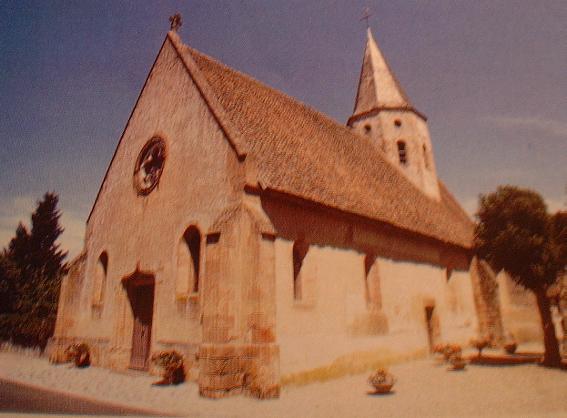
264 193 477 375
198 201 279 398
52 36 245 372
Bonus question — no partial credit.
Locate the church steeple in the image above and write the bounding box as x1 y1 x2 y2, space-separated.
351 28 412 118
348 28 441 201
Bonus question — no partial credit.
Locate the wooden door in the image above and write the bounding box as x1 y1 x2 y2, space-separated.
129 284 154 370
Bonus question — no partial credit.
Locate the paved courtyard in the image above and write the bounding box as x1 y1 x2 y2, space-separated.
0 350 566 417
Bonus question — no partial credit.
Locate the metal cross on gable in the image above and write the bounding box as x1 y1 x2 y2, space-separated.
169 13 182 32
360 7 372 28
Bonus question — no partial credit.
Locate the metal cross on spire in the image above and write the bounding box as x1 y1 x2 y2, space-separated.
169 13 183 32
360 7 372 28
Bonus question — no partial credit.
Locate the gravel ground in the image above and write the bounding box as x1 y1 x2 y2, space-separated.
0 350 566 417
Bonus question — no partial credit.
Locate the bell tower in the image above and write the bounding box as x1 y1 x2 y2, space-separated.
347 28 440 201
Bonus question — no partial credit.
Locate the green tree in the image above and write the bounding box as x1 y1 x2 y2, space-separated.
0 192 67 350
28 193 67 279
475 186 564 367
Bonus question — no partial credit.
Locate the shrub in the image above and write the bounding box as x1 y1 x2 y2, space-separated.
151 350 185 385
448 352 467 371
65 343 90 368
470 337 489 357
504 341 517 354
443 344 462 361
432 343 447 355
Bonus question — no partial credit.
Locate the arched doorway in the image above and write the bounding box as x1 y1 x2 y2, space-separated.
123 272 155 370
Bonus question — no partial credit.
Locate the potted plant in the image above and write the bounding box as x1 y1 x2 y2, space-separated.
368 368 395 394
65 343 91 368
151 350 185 385
443 344 462 362
504 340 517 354
432 343 447 356
470 337 489 358
432 343 447 364
448 353 467 371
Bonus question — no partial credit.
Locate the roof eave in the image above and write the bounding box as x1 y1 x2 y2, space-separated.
347 105 428 126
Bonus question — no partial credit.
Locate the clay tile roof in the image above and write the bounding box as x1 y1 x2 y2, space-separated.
175 40 474 249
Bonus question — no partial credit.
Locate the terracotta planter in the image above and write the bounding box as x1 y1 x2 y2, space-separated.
370 382 395 394
368 370 395 394
504 343 517 354
448 359 466 371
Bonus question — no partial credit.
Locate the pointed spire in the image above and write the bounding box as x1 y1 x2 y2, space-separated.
352 28 412 117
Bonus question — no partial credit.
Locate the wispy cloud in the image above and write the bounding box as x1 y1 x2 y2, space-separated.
0 195 85 259
486 116 567 138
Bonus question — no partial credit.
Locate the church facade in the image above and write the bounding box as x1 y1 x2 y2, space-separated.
49 26 528 398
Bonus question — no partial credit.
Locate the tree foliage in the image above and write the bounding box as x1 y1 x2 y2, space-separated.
0 192 67 350
475 186 562 291
474 185 564 366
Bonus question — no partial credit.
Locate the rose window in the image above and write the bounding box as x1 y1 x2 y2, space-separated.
134 138 166 195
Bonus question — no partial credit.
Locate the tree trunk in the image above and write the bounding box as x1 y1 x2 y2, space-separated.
535 288 561 367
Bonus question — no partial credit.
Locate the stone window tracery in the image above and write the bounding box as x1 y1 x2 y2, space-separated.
92 251 108 306
134 137 166 195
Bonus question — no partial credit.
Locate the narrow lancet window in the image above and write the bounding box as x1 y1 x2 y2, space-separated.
93 251 108 305
292 240 308 301
397 141 408 165
177 226 201 297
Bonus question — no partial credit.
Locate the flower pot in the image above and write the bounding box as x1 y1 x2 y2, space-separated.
368 369 395 394
504 343 517 354
448 357 467 371
370 382 395 394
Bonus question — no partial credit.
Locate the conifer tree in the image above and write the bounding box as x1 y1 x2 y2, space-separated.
0 192 67 349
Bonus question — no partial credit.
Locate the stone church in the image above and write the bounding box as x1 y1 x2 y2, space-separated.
49 23 541 398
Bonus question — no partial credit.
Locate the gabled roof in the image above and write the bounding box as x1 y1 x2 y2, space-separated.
171 32 474 249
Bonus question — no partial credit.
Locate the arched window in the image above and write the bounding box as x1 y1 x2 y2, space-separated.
93 251 108 305
177 226 201 297
292 240 308 301
397 141 408 165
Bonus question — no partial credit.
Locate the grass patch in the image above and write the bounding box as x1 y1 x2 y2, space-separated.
281 347 427 387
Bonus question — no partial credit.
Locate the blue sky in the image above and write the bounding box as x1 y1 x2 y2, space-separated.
1 1 566 257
